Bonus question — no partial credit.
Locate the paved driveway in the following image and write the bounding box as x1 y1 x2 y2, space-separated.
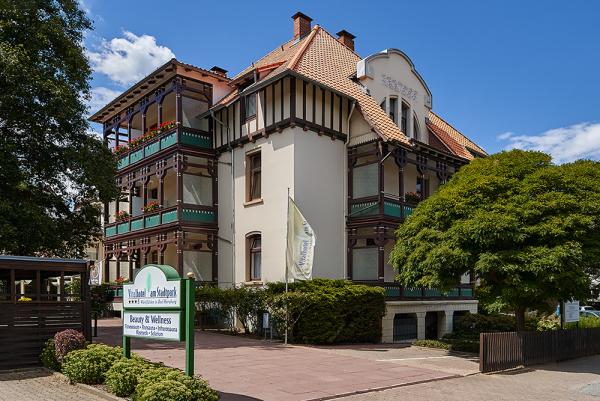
96 319 462 401
333 355 600 401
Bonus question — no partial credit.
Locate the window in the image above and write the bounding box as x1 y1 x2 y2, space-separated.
413 113 420 141
401 102 409 137
352 247 378 281
244 93 257 120
416 176 429 199
352 163 378 198
389 97 397 124
247 234 262 281
246 151 261 201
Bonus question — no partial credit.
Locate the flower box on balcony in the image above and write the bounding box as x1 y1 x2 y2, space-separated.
404 192 422 204
142 201 160 213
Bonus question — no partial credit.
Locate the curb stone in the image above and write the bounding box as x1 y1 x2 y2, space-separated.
53 371 126 401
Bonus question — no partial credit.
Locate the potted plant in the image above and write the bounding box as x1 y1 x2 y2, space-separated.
404 191 422 204
114 276 129 285
115 210 129 221
142 201 160 213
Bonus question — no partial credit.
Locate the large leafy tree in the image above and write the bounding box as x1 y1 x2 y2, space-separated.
0 0 118 257
390 150 600 330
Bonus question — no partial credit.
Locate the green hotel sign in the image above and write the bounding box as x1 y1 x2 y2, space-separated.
122 264 195 376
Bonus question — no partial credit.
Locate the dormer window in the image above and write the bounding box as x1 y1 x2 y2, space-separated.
401 101 409 136
389 97 397 124
244 93 257 120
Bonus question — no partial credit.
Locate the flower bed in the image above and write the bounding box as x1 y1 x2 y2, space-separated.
40 329 219 400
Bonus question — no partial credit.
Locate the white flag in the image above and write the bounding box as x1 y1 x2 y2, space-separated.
286 197 315 281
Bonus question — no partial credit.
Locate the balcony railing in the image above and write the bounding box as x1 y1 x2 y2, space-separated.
104 204 215 238
349 194 418 220
357 282 474 301
116 126 212 170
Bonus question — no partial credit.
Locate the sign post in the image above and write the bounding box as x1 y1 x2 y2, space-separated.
121 264 195 376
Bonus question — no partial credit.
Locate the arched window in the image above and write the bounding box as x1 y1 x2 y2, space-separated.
413 112 421 142
401 101 410 136
246 233 262 281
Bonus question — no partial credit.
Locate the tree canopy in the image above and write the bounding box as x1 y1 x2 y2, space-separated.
0 0 118 257
389 150 600 329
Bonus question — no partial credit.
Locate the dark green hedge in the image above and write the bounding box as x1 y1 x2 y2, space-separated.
196 279 386 344
269 279 386 344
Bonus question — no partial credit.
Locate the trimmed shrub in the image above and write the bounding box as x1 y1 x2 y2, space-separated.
197 279 386 344
136 380 193 401
269 279 386 344
105 356 154 396
54 329 86 362
454 313 515 337
414 339 450 350
40 339 61 371
134 366 219 401
569 316 600 329
414 338 480 353
61 344 122 384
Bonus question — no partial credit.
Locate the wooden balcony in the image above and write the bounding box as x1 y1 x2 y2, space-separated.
357 282 474 301
104 204 216 239
349 194 418 221
116 126 212 171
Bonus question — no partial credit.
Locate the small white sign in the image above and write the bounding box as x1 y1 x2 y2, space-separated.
123 311 181 340
565 301 580 323
89 262 101 286
123 265 181 309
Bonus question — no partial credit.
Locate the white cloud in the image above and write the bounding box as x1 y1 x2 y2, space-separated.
87 31 175 86
499 122 600 164
88 87 121 114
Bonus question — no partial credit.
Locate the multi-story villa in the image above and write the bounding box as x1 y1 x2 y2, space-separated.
90 13 485 342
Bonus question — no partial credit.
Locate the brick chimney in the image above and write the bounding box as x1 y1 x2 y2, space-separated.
210 66 228 77
336 30 356 51
292 12 312 39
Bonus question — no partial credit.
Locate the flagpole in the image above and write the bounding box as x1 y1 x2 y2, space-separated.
285 187 290 345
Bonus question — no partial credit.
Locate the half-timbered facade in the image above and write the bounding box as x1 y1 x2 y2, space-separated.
91 12 486 340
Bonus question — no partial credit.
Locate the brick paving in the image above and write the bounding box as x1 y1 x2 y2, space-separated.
96 318 455 401
333 355 600 401
0 369 114 401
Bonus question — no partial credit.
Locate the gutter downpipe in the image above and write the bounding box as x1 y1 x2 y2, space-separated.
343 100 356 280
211 110 235 288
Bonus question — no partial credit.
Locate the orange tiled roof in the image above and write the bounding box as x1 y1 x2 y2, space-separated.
214 89 239 107
231 36 309 81
428 112 487 159
289 26 411 145
221 25 485 160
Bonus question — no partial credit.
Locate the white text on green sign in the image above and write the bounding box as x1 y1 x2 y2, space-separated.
123 265 181 309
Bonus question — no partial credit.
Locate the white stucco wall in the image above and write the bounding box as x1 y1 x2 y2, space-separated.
217 125 348 285
358 49 431 144
294 129 345 279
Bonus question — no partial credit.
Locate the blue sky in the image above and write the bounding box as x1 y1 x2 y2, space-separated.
83 0 600 162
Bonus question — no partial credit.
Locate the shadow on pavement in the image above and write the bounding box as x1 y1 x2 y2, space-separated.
0 368 52 381
494 355 600 376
